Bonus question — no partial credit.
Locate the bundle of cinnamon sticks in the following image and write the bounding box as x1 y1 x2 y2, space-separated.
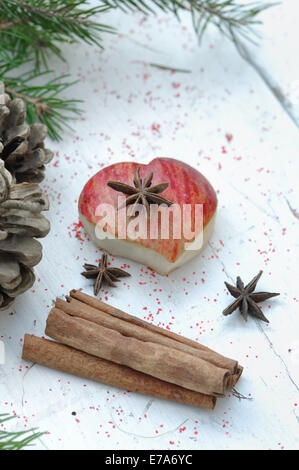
22 290 243 410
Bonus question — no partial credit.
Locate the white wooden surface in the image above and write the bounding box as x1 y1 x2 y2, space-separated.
1 2 299 450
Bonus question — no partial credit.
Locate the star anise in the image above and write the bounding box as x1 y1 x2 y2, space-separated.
81 253 131 295
107 165 173 216
223 270 279 323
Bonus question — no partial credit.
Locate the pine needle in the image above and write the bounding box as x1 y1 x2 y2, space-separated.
0 413 46 450
149 63 191 73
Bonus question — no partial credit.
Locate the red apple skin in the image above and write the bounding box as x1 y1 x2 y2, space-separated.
79 158 217 263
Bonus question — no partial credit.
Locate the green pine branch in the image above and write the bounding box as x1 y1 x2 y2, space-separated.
0 0 277 140
0 413 46 450
104 0 275 40
2 72 83 141
0 0 117 139
0 0 116 68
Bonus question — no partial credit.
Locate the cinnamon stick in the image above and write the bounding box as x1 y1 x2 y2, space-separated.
45 307 231 396
22 335 216 410
56 297 237 374
69 290 241 376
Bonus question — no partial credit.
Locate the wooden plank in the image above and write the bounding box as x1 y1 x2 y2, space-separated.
241 2 299 127
0 6 298 450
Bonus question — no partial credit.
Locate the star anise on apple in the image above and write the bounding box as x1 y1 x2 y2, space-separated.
222 270 279 323
107 165 173 216
81 253 131 295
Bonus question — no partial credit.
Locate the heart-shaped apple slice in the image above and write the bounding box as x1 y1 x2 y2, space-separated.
79 158 217 275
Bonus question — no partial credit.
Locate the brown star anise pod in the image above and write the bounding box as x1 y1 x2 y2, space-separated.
223 270 279 323
81 253 131 295
107 165 173 216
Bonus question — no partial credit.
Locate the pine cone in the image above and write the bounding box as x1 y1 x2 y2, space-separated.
0 85 53 310
0 160 50 309
0 91 53 183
